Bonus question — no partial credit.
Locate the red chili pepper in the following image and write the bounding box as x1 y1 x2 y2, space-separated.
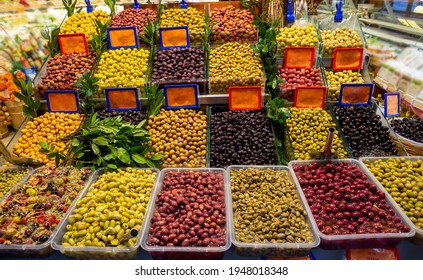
20 217 27 224
0 238 5 244
63 206 69 213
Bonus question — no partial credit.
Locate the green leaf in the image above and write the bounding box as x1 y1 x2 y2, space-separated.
150 154 164 161
117 147 131 164
72 138 80 147
117 126 132 135
39 141 49 150
107 164 117 169
132 153 146 164
91 142 100 155
144 158 155 168
93 136 109 146
104 153 116 161
76 152 85 159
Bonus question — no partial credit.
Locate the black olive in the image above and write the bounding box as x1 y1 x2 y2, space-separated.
38 234 49 243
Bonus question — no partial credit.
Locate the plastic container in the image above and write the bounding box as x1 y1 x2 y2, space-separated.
140 168 230 259
209 43 265 94
227 165 320 257
207 106 281 168
0 166 33 202
359 156 423 245
289 159 416 249
0 167 93 258
52 167 160 259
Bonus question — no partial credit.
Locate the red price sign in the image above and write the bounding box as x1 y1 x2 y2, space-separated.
332 48 364 70
159 26 190 49
58 34 89 55
284 47 315 69
294 86 327 108
45 90 80 113
107 27 139 49
164 84 199 109
347 248 400 260
229 86 262 110
105 88 140 111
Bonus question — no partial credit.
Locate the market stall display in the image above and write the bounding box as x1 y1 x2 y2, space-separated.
209 42 265 94
52 168 158 259
228 166 319 257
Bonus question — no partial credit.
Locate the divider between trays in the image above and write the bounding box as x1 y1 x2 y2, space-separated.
139 168 231 255
51 167 160 259
225 165 320 255
359 156 423 244
288 159 416 249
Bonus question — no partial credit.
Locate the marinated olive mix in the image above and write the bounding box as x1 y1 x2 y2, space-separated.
61 168 156 248
0 168 30 199
0 167 92 245
364 158 423 228
286 108 348 160
276 24 319 56
333 105 399 158
325 70 363 101
36 52 96 98
209 42 264 93
147 170 226 248
111 8 156 34
210 6 257 44
151 47 205 84
146 109 207 168
293 161 411 235
230 168 314 244
210 110 276 168
160 7 204 43
95 109 146 125
391 118 423 143
321 27 363 56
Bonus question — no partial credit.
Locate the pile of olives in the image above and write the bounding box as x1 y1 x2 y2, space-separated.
333 105 399 158
210 109 276 168
61 168 157 248
94 48 150 97
230 168 314 249
286 108 348 160
0 168 30 199
390 118 423 143
321 27 363 56
160 7 204 43
60 10 109 41
95 109 146 125
209 43 264 93
325 70 364 101
146 109 207 167
276 24 319 56
364 158 423 229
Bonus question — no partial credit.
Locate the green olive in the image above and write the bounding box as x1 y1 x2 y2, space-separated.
0 168 30 198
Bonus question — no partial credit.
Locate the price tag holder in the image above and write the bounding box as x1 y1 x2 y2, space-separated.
228 86 262 110
338 83 374 106
107 26 139 50
105 88 140 111
45 90 80 113
58 33 89 55
384 92 401 117
294 86 326 108
332 47 364 70
163 84 199 109
284 47 315 69
159 26 190 50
